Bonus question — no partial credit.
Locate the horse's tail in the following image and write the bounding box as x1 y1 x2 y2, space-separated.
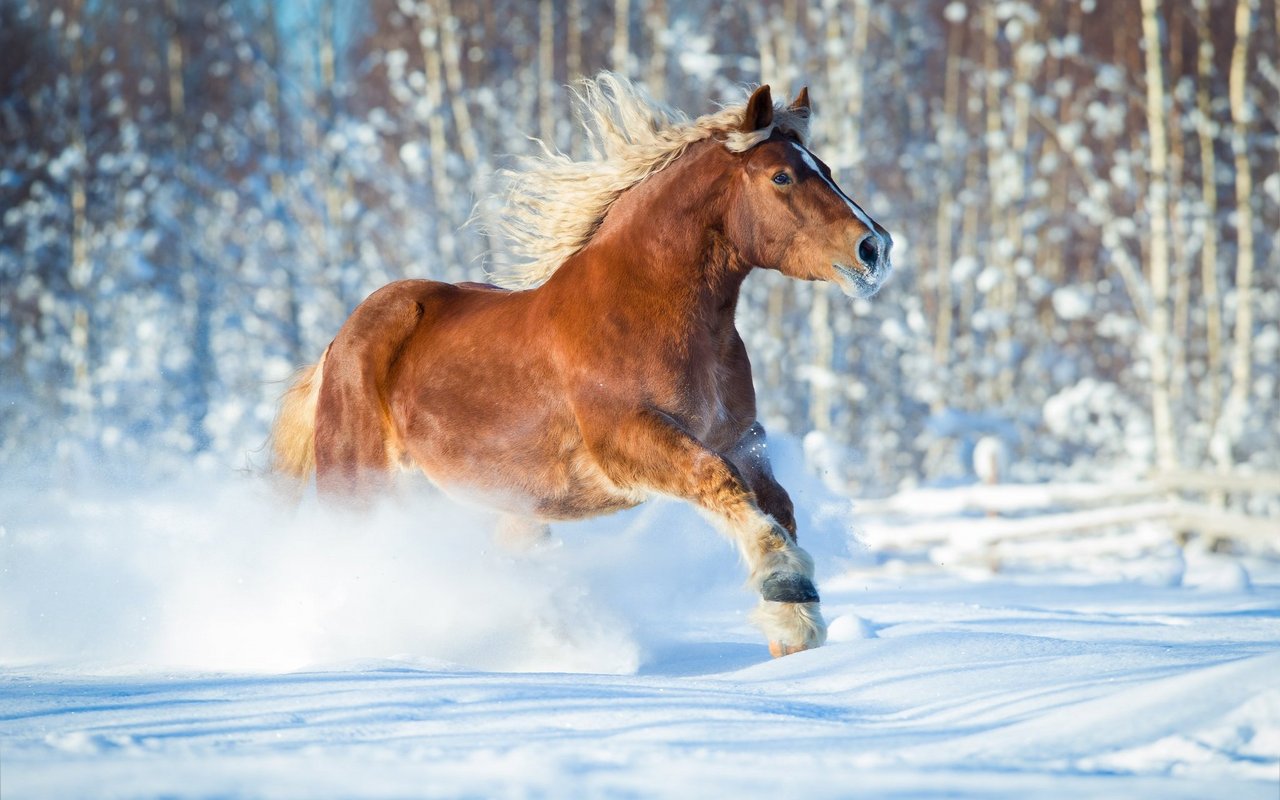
268 346 329 492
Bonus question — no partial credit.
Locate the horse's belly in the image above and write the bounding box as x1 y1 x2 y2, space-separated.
396 399 644 520
385 292 646 520
416 442 646 520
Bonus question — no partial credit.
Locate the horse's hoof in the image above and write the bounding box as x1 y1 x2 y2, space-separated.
760 572 820 603
769 640 812 658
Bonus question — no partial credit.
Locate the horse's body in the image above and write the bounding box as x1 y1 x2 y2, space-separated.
270 76 892 656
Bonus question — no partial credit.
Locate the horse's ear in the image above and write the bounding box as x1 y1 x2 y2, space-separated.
789 87 811 116
742 85 774 132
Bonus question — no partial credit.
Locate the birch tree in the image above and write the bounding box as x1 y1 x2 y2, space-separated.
1212 0 1259 471
63 0 93 434
932 1 965 372
1193 0 1224 440
436 0 479 165
414 1 456 265
645 0 667 98
612 0 630 75
538 0 556 145
1140 0 1178 471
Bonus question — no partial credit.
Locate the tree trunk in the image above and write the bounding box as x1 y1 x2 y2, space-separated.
843 0 871 166
63 0 93 437
316 0 360 305
538 0 555 145
755 4 776 87
757 17 784 399
1193 0 1224 445
1044 2 1082 289
1140 0 1178 472
1167 11 1191 408
416 2 457 270
646 0 667 97
436 0 479 165
999 9 1041 401
163 0 212 452
566 0 582 81
809 0 867 433
932 9 963 372
261 2 303 365
612 0 630 76
1212 0 1258 471
982 5 1007 407
775 0 797 89
808 285 833 434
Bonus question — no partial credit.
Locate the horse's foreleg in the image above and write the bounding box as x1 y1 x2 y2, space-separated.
587 410 825 654
726 422 796 538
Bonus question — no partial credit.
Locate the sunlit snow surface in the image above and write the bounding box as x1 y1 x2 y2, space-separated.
2 455 1277 798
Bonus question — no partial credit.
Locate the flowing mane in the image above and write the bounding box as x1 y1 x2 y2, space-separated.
491 73 812 288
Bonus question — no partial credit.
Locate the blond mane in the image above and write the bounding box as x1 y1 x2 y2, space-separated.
491 73 812 289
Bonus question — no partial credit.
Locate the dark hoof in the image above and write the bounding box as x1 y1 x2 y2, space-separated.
760 573 820 604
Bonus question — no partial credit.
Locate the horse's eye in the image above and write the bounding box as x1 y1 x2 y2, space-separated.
772 172 792 186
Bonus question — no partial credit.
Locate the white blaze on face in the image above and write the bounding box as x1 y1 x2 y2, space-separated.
789 142 877 233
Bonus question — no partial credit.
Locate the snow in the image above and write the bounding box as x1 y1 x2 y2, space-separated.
2 457 1278 798
1052 285 1091 320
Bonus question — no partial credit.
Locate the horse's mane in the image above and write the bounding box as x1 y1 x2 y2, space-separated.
491 73 812 289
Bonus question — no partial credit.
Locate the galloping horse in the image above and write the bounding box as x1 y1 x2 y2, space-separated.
269 75 892 657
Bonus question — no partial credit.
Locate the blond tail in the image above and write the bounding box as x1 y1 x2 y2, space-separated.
268 348 328 492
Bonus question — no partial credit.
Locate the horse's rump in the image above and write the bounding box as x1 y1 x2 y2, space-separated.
308 280 438 495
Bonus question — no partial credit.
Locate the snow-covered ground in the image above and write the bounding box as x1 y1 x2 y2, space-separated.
2 451 1278 798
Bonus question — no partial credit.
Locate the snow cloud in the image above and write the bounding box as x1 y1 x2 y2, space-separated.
0 444 861 677
0 476 645 674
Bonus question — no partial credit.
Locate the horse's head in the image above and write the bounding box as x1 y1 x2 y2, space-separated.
726 86 893 298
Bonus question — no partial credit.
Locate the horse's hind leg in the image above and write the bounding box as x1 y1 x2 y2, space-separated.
585 409 826 655
314 284 425 501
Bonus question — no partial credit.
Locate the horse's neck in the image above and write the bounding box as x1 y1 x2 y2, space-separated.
549 143 749 334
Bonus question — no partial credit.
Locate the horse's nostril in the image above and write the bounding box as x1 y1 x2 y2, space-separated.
858 235 879 268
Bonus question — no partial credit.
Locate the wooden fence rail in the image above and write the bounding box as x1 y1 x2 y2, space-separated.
854 471 1279 564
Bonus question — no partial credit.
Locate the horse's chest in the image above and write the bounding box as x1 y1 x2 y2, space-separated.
683 381 729 440
668 354 736 441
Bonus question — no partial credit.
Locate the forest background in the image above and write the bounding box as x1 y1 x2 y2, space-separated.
2 0 1277 498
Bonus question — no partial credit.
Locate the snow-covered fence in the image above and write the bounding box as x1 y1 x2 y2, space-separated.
853 472 1279 569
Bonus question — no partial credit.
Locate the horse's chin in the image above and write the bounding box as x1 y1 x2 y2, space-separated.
832 263 885 298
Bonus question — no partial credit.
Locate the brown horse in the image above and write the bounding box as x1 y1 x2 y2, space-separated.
269 75 892 657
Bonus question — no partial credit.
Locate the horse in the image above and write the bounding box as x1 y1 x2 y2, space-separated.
268 74 893 658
